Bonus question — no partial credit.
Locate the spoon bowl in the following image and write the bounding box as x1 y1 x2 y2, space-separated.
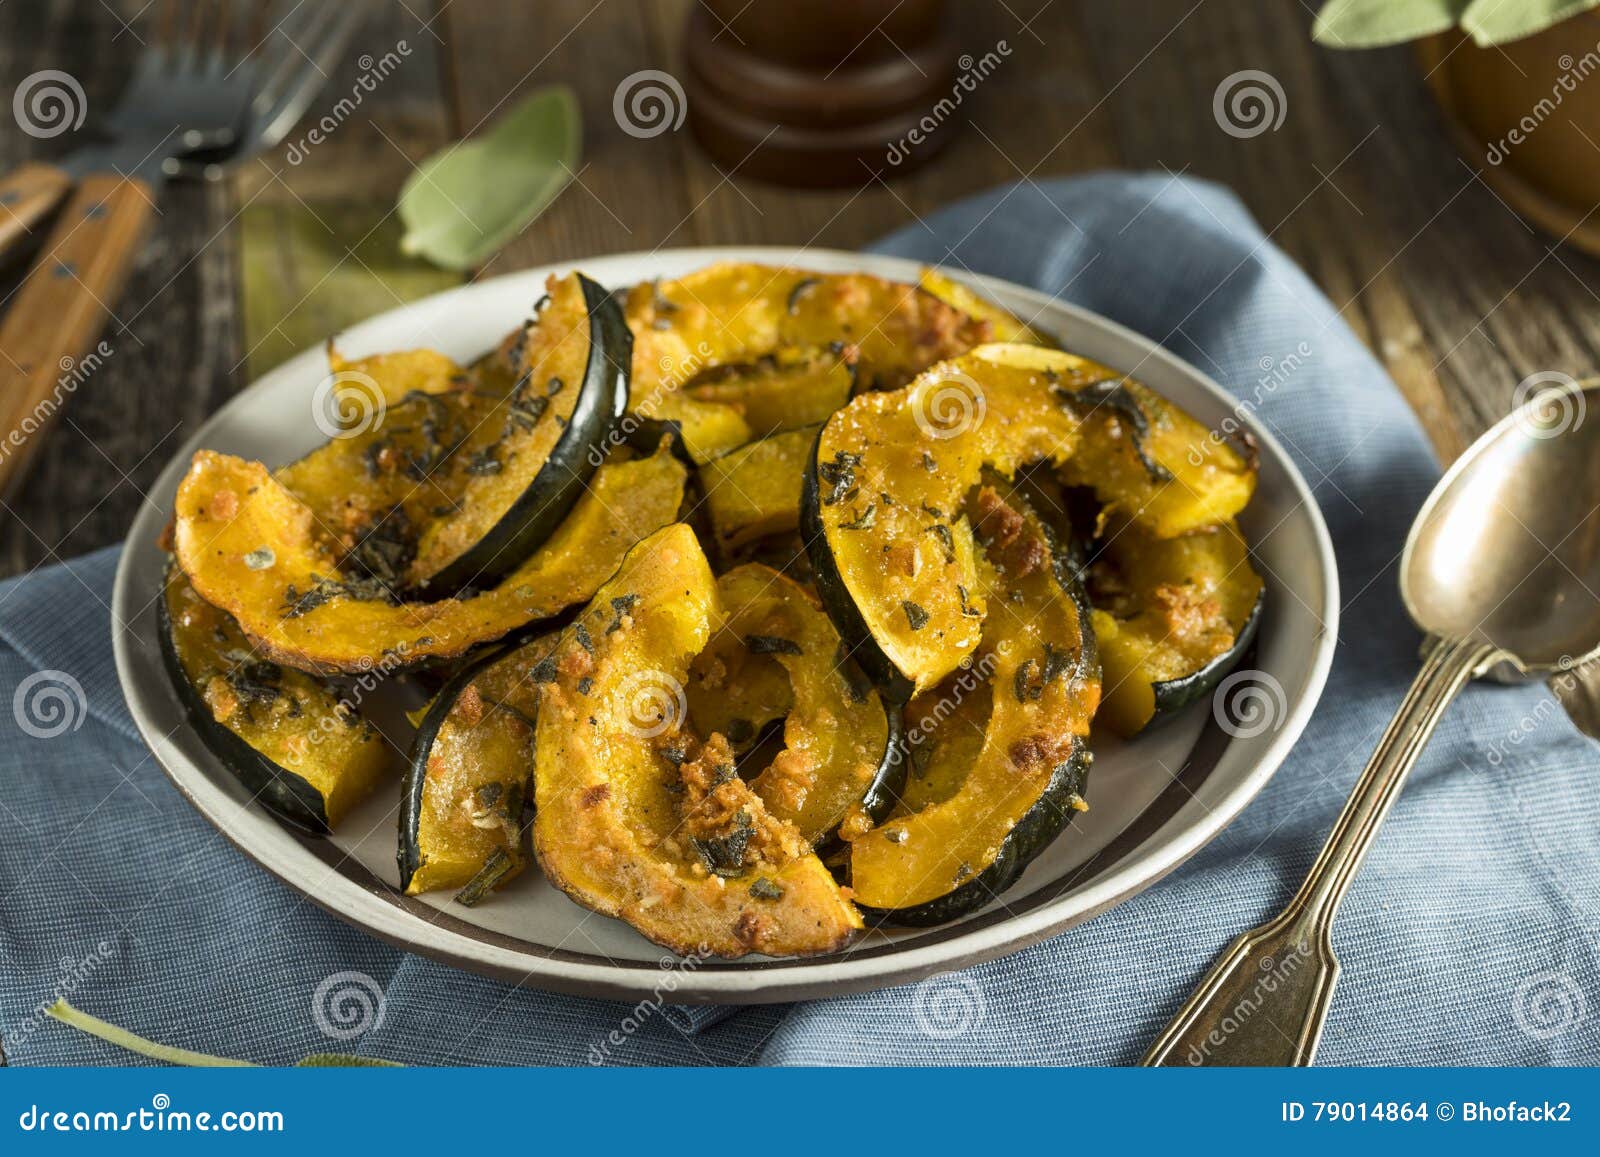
1403 378 1600 673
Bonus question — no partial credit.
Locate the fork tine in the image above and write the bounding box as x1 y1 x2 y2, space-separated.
250 3 341 113
253 3 370 148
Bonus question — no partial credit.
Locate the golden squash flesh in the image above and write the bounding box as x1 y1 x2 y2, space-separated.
532 524 862 958
626 263 994 460
173 445 687 672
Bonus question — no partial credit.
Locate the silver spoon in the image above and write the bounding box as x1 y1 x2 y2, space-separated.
1142 377 1600 1066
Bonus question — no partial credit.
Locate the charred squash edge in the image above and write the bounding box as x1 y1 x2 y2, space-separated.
159 568 335 835
1148 589 1263 718
418 274 631 596
854 477 1098 927
798 424 915 705
398 610 579 892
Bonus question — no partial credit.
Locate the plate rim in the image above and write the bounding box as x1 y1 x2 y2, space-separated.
112 244 1340 1003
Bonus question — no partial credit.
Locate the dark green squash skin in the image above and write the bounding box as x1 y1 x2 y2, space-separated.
858 743 1091 928
810 700 906 861
1146 586 1264 722
799 425 917 706
853 478 1098 927
418 273 632 597
157 585 332 837
396 609 574 892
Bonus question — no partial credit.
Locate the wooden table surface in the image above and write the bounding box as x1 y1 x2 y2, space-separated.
2 0 1597 715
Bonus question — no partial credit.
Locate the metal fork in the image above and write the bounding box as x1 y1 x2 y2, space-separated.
0 0 260 501
0 2 370 264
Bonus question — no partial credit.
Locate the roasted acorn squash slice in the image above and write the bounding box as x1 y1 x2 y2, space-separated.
160 566 390 833
698 427 814 555
804 343 1255 699
278 272 629 595
803 346 1082 700
847 480 1100 926
173 444 687 673
688 564 901 848
685 346 855 439
1088 518 1264 735
399 630 560 901
625 263 993 461
532 524 862 958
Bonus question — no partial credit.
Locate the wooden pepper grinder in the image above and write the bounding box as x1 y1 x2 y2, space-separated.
684 0 959 186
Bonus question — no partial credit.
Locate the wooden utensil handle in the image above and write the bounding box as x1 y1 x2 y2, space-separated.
0 162 74 266
0 173 155 503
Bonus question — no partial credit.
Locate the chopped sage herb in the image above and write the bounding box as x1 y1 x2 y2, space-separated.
690 810 753 876
840 503 876 531
530 655 559 683
1014 658 1038 703
921 451 937 472
464 446 503 476
576 676 594 696
926 522 956 564
957 584 982 618
606 593 639 634
746 634 803 657
902 600 931 631
749 876 785 900
816 450 863 507
575 622 595 653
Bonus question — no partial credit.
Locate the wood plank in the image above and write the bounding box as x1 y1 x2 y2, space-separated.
0 1 241 576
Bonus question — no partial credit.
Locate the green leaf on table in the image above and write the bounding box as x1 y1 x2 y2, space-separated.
1313 0 1473 47
1461 0 1600 46
46 999 402 1068
398 85 581 271
1314 0 1600 46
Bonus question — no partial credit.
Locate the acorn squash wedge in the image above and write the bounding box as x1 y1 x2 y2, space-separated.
847 480 1100 926
399 629 560 901
626 263 993 461
159 566 390 833
804 342 1254 700
532 524 862 958
688 564 901 848
173 444 687 673
1087 517 1264 736
803 345 1082 700
698 427 814 554
278 272 630 595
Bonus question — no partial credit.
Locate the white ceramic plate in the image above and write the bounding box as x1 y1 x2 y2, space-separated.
113 246 1338 1003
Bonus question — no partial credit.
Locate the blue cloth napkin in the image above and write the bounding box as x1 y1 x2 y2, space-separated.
2 174 1597 1067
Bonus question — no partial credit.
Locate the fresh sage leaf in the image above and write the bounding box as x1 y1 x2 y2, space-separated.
46 999 401 1068
399 85 581 271
1461 0 1600 46
1314 0 1600 47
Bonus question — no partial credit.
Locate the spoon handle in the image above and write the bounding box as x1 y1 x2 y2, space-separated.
1141 634 1497 1066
